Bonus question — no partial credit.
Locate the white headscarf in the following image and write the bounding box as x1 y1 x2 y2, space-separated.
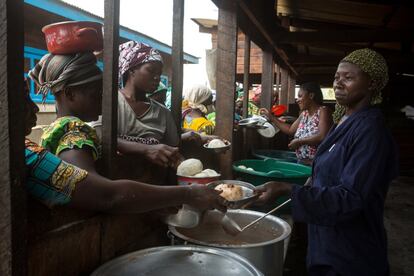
184 84 212 114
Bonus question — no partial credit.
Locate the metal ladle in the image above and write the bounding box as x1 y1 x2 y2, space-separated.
221 198 292 236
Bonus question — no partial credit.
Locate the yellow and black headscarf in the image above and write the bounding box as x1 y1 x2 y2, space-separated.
333 48 389 123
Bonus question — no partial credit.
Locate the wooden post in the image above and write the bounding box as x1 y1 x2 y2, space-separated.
171 0 185 138
0 0 27 275
242 33 251 158
261 47 274 148
102 0 120 178
260 47 274 111
242 34 250 118
280 14 291 110
275 64 280 103
288 74 296 110
216 0 238 178
280 67 288 107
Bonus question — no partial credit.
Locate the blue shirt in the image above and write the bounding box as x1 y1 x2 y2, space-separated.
291 107 398 276
25 139 88 207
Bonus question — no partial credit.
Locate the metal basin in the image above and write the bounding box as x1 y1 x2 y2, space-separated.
91 245 263 276
169 209 291 276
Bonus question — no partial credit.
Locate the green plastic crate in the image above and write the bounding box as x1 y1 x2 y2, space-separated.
233 159 311 212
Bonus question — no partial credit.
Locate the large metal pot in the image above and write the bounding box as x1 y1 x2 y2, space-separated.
42 21 103 54
91 245 263 276
169 209 291 276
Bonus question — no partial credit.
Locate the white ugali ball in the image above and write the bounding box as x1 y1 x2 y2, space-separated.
201 169 219 177
208 139 226 148
194 172 208 177
177 158 203 176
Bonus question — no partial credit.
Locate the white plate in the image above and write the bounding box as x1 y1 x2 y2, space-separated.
257 122 278 138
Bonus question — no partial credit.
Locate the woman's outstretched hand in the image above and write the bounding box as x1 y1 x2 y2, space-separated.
254 181 292 205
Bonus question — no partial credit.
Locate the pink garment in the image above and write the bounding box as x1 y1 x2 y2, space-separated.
294 108 321 161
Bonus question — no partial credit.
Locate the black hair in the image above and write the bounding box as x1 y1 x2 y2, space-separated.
300 82 323 105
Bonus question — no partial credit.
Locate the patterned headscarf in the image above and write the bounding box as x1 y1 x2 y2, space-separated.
183 84 212 114
118 41 163 87
333 48 389 123
28 52 102 102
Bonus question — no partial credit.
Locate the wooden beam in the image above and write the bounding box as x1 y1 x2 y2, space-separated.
102 0 120 178
242 33 250 118
171 0 185 139
279 29 414 43
0 0 27 275
290 17 364 31
290 54 342 65
237 0 298 76
261 47 274 111
215 0 238 178
276 0 393 27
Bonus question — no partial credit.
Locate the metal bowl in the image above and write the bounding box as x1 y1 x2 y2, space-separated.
203 139 231 153
207 180 259 209
91 245 263 276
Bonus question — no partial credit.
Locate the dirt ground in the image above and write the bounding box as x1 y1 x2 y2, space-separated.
385 176 414 276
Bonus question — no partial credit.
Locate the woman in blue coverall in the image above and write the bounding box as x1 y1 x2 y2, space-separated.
256 48 398 276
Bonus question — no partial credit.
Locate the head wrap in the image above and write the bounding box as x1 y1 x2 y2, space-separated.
341 48 388 100
183 84 212 114
28 52 102 102
333 48 389 123
118 41 163 87
147 82 167 98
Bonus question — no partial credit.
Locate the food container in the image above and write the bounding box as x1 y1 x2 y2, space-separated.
91 245 263 276
207 180 258 209
177 174 220 186
42 21 103 54
169 209 291 276
238 116 279 138
203 139 231 153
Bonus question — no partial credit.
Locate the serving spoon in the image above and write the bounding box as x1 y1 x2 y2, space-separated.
221 198 292 236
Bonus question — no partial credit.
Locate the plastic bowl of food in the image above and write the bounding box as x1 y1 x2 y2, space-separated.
207 180 258 209
203 139 231 154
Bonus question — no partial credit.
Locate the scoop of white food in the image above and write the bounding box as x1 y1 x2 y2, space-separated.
194 172 208 177
238 165 247 169
201 169 219 177
246 167 254 171
208 139 226 148
177 158 203 176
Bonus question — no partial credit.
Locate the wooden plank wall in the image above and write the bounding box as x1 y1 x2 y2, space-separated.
216 0 238 178
0 0 27 275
